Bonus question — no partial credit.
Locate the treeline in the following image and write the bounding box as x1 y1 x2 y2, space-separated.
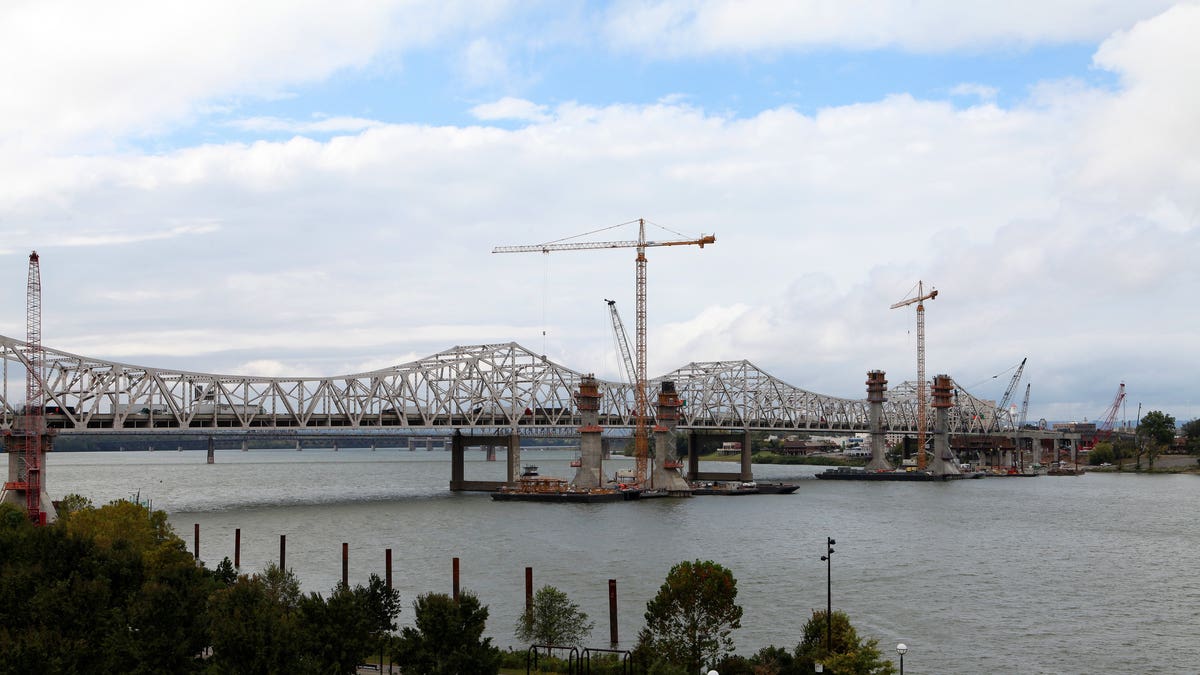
0 499 896 674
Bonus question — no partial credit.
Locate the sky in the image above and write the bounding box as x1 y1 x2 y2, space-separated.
0 0 1197 424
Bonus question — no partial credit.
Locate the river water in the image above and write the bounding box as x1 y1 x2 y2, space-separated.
9 448 1199 674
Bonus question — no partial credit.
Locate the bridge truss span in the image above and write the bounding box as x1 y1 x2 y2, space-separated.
0 335 1013 435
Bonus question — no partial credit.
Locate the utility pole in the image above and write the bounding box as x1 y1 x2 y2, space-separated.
820 537 836 653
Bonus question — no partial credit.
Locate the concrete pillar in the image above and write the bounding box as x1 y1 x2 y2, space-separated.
740 429 753 481
928 374 961 476
571 375 604 489
296 440 302 451
207 436 215 464
0 427 57 524
426 438 432 451
241 439 248 452
333 440 339 452
865 370 892 471
650 381 691 493
450 431 464 491
507 430 521 484
687 431 699 481
485 445 496 461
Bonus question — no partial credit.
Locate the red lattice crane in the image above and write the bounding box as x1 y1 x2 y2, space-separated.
495 219 715 485
1085 383 1126 451
891 281 938 470
3 252 48 524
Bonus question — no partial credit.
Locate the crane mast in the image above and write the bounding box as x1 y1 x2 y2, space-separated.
1018 383 1031 428
495 219 715 486
891 281 938 470
994 357 1026 431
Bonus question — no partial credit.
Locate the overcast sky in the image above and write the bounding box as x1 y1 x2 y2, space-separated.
1 1 1196 424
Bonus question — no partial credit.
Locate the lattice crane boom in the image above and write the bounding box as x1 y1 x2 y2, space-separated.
1087 383 1126 450
495 219 716 485
1018 383 1031 428
891 281 938 470
22 252 45 523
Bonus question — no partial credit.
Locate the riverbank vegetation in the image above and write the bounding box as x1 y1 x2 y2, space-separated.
1 499 896 674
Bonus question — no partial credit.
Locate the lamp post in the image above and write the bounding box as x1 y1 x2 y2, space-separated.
896 643 907 675
820 537 835 652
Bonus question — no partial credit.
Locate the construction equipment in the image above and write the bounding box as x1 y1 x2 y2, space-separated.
2 253 47 524
890 281 938 470
992 358 1026 432
495 219 715 485
1085 383 1126 451
1018 383 1031 429
605 300 637 389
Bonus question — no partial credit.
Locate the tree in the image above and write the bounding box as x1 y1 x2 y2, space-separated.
516 585 594 647
392 591 501 675
1089 442 1115 466
1182 418 1200 455
794 610 895 675
636 560 744 674
1138 410 1176 470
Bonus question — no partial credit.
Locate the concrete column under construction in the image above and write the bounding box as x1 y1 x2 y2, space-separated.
929 374 962 476
650 380 691 494
1 424 57 524
571 375 604 488
686 432 699 481
865 370 892 471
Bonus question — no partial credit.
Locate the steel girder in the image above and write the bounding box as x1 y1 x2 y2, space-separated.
0 335 1012 434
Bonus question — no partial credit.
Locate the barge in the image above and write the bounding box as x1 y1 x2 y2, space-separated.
815 467 964 482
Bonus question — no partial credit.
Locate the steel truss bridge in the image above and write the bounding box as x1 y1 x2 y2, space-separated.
0 336 1014 437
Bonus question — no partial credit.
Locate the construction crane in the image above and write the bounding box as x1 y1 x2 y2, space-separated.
992 357 1026 432
495 219 715 485
3 252 47 523
1018 383 1031 429
605 300 637 390
890 281 938 470
1085 383 1126 451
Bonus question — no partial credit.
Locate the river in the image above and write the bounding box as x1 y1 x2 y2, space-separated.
7 448 1199 673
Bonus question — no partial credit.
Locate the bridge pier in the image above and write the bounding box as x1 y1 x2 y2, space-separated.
740 429 753 481
451 431 464 491
485 445 496 461
929 374 961 476
865 370 892 471
507 430 521 484
207 436 215 464
333 440 339 452
572 375 604 489
241 439 248 452
650 380 690 494
296 440 302 451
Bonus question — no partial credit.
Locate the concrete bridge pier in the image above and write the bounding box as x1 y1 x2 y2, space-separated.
650 380 691 494
507 430 520 483
572 375 604 489
451 431 464 490
485 445 496 461
207 436 215 464
332 440 339 452
929 374 961 476
865 370 892 471
241 439 248 452
740 429 753 482
426 438 433 451
295 440 302 451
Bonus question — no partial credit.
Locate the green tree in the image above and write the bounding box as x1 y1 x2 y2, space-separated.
794 610 896 675
636 560 744 674
392 591 501 675
516 585 595 647
1138 410 1176 470
1181 418 1200 454
1089 442 1115 466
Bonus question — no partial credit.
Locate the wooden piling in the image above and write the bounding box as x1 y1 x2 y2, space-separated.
609 579 618 647
342 542 349 586
525 566 533 615
234 528 241 568
280 534 286 570
193 523 200 560
452 557 460 602
385 549 393 591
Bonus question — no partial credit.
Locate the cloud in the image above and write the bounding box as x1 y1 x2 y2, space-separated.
602 0 1179 53
950 83 999 102
470 97 550 122
227 116 386 134
0 0 514 149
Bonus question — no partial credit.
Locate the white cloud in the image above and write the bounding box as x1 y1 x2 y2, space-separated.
950 83 999 102
0 0 513 150
228 116 385 134
602 0 1179 53
471 97 550 122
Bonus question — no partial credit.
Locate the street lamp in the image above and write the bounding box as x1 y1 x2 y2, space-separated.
896 643 907 675
820 537 835 652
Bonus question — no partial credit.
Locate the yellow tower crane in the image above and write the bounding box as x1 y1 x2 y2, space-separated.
890 281 938 471
494 219 715 486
